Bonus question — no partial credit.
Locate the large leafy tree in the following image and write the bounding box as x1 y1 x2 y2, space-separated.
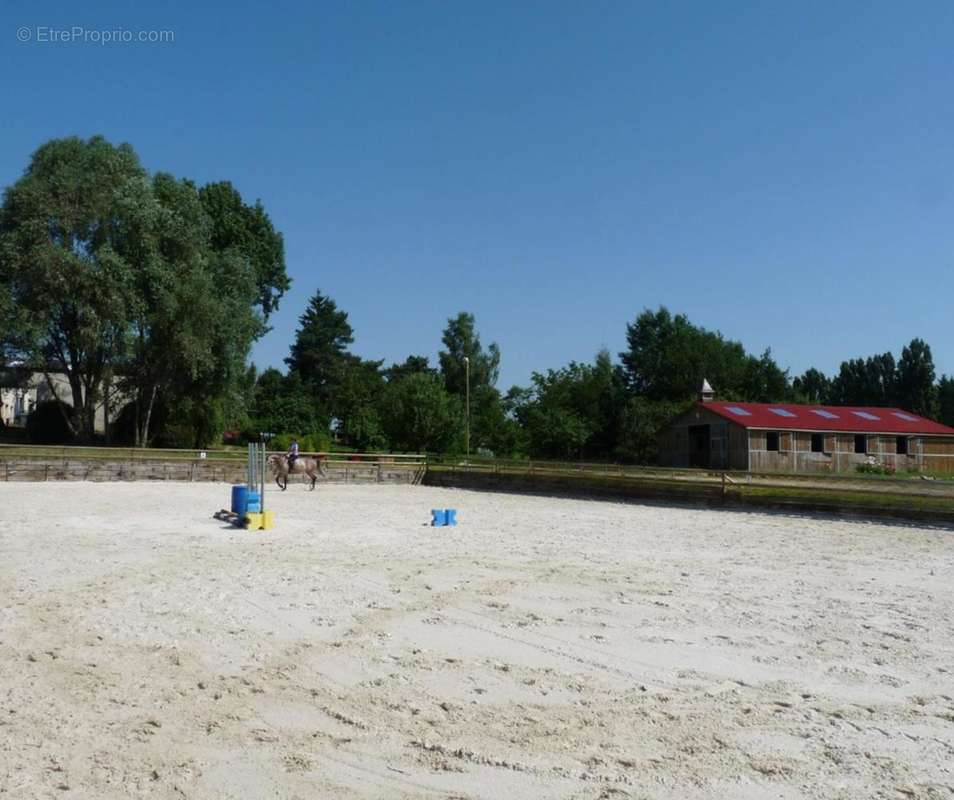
113 172 271 447
0 136 290 446
510 351 620 460
285 290 353 413
379 372 462 452
333 355 387 450
0 136 145 440
896 338 939 418
619 307 788 403
198 182 289 318
740 349 790 402
248 368 321 439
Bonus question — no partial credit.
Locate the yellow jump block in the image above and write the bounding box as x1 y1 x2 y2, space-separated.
244 511 275 530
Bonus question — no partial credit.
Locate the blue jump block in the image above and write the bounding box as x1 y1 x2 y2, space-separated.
445 509 457 526
431 509 447 527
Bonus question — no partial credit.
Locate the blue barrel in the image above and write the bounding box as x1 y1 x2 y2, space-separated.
231 485 249 514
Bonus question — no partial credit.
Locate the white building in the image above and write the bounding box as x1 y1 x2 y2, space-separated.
0 370 111 433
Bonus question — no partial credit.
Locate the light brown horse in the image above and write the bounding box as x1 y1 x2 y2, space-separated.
268 454 328 491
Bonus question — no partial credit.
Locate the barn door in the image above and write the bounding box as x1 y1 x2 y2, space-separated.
711 423 727 469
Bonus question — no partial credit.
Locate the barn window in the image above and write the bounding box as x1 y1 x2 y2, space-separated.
766 432 779 451
854 435 867 454
896 436 908 455
811 433 824 453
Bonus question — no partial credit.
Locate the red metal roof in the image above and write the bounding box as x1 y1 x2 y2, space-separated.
700 401 954 436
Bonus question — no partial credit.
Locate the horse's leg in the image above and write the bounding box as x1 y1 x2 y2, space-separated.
276 474 286 491
309 469 317 491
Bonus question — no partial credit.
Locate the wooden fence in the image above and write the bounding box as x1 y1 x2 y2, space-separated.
0 448 427 486
425 459 954 523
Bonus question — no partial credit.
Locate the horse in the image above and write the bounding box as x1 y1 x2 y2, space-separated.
267 453 328 491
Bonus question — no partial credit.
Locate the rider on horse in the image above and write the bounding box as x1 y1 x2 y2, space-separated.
287 438 299 470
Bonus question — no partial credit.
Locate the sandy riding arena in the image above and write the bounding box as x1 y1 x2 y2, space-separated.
1 483 953 799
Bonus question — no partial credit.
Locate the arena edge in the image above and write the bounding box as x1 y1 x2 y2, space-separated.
423 465 954 525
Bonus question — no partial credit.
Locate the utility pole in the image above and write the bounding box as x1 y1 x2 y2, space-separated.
464 356 470 462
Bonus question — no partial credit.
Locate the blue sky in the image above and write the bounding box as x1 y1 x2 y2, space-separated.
3 1 954 389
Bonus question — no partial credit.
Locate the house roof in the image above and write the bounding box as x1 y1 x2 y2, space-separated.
700 401 954 436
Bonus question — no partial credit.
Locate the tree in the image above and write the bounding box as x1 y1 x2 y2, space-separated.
379 372 462 452
438 313 507 452
285 290 354 413
510 351 620 460
333 356 386 450
0 136 146 440
740 349 790 402
829 353 897 407
939 376 954 428
792 368 831 404
198 182 289 318
0 136 290 446
385 355 435 382
114 172 265 446
619 307 788 403
615 397 689 464
438 312 500 397
248 369 321 439
896 338 939 418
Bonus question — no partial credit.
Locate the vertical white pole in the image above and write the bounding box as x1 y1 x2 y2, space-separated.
465 356 470 462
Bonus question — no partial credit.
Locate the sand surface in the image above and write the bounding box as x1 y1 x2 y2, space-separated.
1 482 953 799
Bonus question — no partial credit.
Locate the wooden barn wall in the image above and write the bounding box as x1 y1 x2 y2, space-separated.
658 407 745 469
656 426 689 468
727 423 749 470
747 431 954 474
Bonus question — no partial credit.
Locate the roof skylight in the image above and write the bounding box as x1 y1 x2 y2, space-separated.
892 412 918 422
810 409 839 419
851 411 880 421
768 408 797 418
725 406 751 416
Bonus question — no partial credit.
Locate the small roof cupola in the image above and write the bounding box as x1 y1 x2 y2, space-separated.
700 379 714 402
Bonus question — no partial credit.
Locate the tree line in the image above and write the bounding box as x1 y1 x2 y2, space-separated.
246 300 954 462
2 137 952 460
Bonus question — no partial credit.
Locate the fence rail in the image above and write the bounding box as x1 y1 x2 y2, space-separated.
0 447 427 485
426 454 954 489
431 457 954 489
0 442 426 462
2 444 953 516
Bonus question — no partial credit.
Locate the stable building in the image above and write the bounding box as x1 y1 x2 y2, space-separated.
658 392 954 474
